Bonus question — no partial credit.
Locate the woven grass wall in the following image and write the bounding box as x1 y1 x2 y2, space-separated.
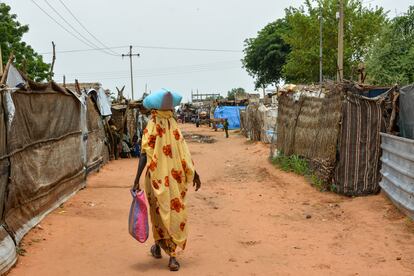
276 90 342 183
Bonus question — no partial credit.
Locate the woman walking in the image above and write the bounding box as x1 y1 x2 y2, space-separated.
133 91 201 271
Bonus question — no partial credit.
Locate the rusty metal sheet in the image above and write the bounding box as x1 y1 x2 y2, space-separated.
380 133 414 220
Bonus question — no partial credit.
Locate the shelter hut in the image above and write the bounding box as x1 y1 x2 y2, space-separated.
61 82 112 171
0 65 112 273
109 100 146 159
240 92 278 144
275 82 399 196
84 89 111 172
0 71 86 273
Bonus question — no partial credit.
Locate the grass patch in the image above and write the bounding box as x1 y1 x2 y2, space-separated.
16 246 27 256
272 154 309 175
310 174 324 190
272 154 326 191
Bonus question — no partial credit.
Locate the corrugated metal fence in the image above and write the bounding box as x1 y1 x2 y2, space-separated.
380 133 414 220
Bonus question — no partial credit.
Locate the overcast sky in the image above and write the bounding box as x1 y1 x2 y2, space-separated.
2 0 412 100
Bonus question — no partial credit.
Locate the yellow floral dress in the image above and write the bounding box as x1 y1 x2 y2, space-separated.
141 110 195 256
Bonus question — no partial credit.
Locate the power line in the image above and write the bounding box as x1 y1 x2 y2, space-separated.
30 0 117 56
30 0 96 51
30 0 105 54
39 45 243 55
57 0 119 55
42 0 117 56
55 60 241 77
60 65 241 81
101 66 241 80
132 45 242 53
54 60 242 79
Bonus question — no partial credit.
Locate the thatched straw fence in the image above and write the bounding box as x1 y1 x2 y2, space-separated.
276 89 342 183
240 104 278 144
275 83 398 196
240 104 262 141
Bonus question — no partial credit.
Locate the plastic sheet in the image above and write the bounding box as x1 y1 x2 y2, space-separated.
6 65 25 89
4 91 15 127
88 87 112 116
214 106 245 129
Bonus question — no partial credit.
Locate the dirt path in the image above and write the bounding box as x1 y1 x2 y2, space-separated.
9 125 414 276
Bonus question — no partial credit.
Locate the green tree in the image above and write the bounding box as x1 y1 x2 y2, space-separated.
283 0 387 83
243 19 291 89
0 3 50 82
366 6 414 85
227 87 247 100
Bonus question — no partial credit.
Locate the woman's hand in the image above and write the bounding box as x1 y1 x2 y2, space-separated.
133 154 147 191
193 171 201 191
132 180 140 191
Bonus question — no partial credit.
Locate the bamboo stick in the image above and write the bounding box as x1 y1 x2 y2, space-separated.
0 53 14 85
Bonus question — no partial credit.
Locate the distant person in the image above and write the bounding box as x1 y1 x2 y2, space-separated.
121 133 132 158
133 91 201 271
212 119 218 131
131 134 140 157
223 118 229 138
195 115 200 127
109 120 120 160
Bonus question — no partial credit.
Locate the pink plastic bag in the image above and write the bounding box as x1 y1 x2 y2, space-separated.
128 190 149 243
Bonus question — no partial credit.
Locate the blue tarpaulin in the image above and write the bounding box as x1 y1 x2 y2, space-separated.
364 88 390 98
214 106 245 129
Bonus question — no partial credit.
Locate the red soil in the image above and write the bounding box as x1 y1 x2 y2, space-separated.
9 124 414 276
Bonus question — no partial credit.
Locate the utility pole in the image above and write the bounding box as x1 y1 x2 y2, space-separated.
337 0 344 82
122 45 140 100
319 10 323 91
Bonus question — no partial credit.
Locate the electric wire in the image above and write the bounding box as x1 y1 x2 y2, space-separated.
57 0 119 55
40 45 242 55
54 60 241 78
60 65 241 81
53 61 242 79
42 0 117 56
30 0 111 55
30 0 98 51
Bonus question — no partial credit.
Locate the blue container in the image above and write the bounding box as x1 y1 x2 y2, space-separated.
143 88 182 110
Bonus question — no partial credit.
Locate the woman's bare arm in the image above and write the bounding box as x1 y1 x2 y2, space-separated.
133 153 147 191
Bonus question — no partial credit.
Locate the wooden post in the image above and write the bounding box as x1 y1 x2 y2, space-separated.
0 45 3 79
387 90 399 133
337 0 344 82
75 79 81 94
0 53 14 85
63 75 66 87
116 86 125 101
319 10 323 90
49 41 56 81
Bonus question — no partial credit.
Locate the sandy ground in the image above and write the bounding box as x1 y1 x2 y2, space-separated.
8 124 414 276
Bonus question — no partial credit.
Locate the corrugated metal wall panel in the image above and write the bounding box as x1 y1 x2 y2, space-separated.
380 133 414 220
